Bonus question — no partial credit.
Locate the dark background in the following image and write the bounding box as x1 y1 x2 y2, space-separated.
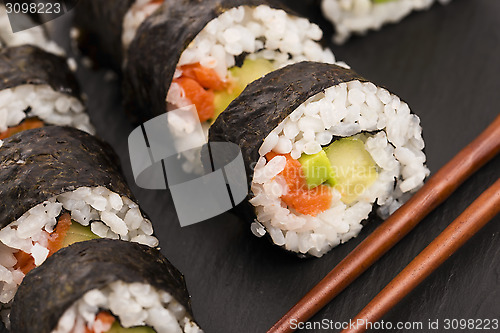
50 0 499 332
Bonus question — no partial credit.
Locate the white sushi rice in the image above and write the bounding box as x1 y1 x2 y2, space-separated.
0 5 65 56
250 80 430 257
322 0 452 44
166 5 339 108
0 84 94 134
0 186 159 327
53 280 203 333
123 2 342 109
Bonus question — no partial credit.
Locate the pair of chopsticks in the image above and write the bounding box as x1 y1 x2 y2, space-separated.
268 115 500 333
342 177 500 333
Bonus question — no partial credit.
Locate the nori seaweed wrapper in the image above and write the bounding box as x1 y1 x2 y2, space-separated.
73 0 135 69
0 126 134 229
124 0 291 123
10 239 195 333
0 45 80 98
209 61 365 188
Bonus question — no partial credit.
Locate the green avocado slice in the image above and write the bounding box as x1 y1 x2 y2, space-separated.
213 58 275 121
298 150 336 189
325 137 378 204
61 221 100 248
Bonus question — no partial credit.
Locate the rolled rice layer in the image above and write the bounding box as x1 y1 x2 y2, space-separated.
166 5 338 110
124 1 342 123
0 45 93 135
322 0 452 44
209 62 429 257
0 84 92 134
251 80 429 256
53 280 202 333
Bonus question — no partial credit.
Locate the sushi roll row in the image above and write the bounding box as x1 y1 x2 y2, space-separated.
0 7 93 141
0 128 156 325
74 0 430 257
0 128 202 332
0 13 203 333
321 0 452 43
210 62 429 256
74 0 343 125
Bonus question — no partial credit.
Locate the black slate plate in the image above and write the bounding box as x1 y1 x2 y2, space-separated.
45 0 499 332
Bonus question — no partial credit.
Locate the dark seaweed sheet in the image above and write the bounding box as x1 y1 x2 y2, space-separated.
0 45 80 97
0 126 134 228
123 0 291 124
10 238 193 333
73 0 135 70
209 61 365 189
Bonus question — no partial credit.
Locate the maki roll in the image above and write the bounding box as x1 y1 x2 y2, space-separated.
0 127 158 326
0 4 64 55
76 1 342 122
124 0 339 127
0 45 93 139
11 239 203 333
321 0 452 43
209 62 430 257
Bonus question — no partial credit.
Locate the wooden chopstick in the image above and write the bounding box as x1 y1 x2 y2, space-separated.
342 177 500 333
268 115 500 333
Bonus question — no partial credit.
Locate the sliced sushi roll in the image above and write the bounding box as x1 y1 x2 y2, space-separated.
0 127 159 327
209 62 430 257
11 239 203 333
322 0 452 44
124 0 340 127
0 45 93 139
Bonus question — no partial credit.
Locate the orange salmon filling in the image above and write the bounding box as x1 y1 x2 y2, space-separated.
13 213 72 275
266 153 333 216
0 118 44 140
172 63 228 122
84 312 115 333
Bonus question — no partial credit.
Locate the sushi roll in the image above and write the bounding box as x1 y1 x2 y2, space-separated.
124 0 339 126
0 127 158 327
11 239 203 333
209 62 430 257
0 45 93 139
0 4 64 55
322 0 452 44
